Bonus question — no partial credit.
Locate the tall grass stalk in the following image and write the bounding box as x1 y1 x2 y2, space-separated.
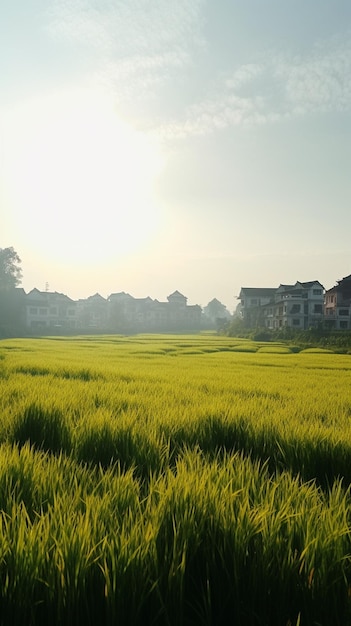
0 335 351 623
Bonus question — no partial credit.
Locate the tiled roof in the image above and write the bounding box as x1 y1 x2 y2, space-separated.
239 287 276 297
168 290 186 298
296 280 324 289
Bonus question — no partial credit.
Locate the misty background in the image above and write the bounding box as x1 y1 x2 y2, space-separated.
1 0 351 311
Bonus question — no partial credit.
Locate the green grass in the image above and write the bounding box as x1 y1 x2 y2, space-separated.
0 333 351 624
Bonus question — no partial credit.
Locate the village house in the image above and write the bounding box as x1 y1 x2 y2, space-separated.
238 287 277 328
6 275 351 335
107 290 202 332
76 293 108 330
238 281 325 330
20 288 202 333
324 274 351 330
25 288 77 330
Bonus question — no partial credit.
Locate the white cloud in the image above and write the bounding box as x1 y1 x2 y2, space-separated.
276 35 351 113
225 64 263 90
154 30 351 140
42 3 351 140
45 0 205 90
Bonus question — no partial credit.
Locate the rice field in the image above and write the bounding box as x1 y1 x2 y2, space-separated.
1 333 351 625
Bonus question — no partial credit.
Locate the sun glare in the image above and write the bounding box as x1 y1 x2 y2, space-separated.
3 89 164 262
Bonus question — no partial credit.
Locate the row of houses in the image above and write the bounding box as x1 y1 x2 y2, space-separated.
15 289 204 333
238 274 351 330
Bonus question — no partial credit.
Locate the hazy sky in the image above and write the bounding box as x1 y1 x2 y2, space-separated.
1 0 350 311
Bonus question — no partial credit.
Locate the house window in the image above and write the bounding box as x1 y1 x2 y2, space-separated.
292 319 300 326
291 304 301 313
339 309 349 316
250 299 258 305
39 308 48 315
29 307 37 314
313 289 322 295
314 304 323 314
340 321 348 329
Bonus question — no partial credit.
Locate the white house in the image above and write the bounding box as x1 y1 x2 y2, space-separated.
25 289 77 330
238 281 324 330
267 281 324 330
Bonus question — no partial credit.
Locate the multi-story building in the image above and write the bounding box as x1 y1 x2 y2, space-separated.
76 293 108 330
267 281 324 330
239 281 324 330
25 289 77 330
20 289 202 333
107 290 201 331
238 287 277 328
324 274 351 330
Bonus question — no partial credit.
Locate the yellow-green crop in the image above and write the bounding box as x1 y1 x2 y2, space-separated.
0 333 351 625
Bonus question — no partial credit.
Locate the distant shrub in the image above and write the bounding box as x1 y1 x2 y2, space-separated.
288 345 302 353
251 329 274 342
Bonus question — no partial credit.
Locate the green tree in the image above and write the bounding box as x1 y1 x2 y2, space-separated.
0 247 22 290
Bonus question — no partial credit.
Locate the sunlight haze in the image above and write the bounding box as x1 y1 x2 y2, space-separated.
1 0 350 311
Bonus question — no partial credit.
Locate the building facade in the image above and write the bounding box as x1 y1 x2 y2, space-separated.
25 289 77 330
239 281 325 330
264 281 324 330
22 289 202 333
238 288 277 328
324 275 351 330
107 290 202 331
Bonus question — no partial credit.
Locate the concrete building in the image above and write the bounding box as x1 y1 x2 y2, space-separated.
25 289 77 331
238 281 325 330
324 274 351 330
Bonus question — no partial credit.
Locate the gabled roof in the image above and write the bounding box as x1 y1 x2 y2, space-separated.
276 284 294 292
48 292 75 303
86 293 107 302
296 280 324 289
167 291 187 304
26 289 75 304
168 290 186 298
238 287 276 298
207 298 224 306
11 287 26 298
108 292 133 301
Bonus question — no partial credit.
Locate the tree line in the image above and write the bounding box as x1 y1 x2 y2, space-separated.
0 247 22 291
